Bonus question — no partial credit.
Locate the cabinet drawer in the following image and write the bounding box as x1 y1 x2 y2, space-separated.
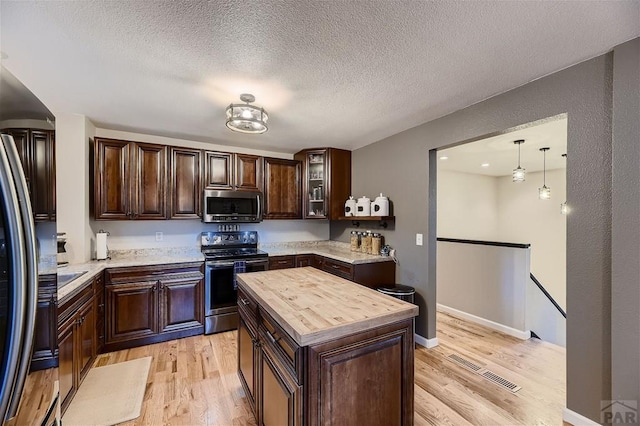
319 257 354 280
237 287 258 325
105 263 203 284
269 256 295 270
259 309 303 384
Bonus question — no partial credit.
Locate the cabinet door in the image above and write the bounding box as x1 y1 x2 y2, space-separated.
261 347 302 426
133 143 167 219
94 138 130 219
235 154 263 192
58 316 76 409
264 158 301 219
77 300 96 381
158 278 203 333
31 130 55 221
204 151 233 189
295 255 316 268
95 276 106 354
170 147 202 218
106 281 158 343
238 317 257 412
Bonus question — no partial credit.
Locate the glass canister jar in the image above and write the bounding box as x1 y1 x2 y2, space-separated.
372 233 382 255
350 231 359 252
361 231 373 254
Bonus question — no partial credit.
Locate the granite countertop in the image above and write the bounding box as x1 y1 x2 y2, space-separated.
260 240 393 265
237 267 418 346
56 247 204 302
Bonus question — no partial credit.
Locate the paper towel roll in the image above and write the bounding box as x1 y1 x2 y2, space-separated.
96 231 108 260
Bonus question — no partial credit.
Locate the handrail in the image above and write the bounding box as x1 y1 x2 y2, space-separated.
530 273 566 318
437 237 530 249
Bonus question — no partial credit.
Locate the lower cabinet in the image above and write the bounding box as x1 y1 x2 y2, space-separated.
268 254 396 288
104 263 204 352
238 287 414 426
31 274 58 371
57 281 98 413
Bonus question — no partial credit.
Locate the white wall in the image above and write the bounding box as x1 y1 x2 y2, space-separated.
437 170 499 240
90 219 329 251
497 169 566 309
437 241 530 333
437 168 566 309
55 113 95 264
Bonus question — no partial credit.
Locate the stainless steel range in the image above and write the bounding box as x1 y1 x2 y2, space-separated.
201 231 268 334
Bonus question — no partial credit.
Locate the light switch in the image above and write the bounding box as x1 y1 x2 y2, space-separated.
155 232 163 242
416 233 423 246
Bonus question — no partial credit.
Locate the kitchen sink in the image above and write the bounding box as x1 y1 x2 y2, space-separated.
57 271 88 288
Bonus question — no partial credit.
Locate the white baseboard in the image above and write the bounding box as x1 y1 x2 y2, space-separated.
437 304 530 340
415 334 439 348
562 407 600 426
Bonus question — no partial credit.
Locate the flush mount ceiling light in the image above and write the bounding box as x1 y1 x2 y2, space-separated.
225 94 268 134
560 153 569 214
512 139 526 182
439 156 449 160
539 147 551 200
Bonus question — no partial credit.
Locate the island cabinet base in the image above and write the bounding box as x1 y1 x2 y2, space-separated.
306 320 414 425
239 309 414 426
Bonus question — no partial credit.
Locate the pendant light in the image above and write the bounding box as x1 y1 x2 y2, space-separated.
512 139 526 182
539 147 551 200
225 94 269 134
560 153 569 214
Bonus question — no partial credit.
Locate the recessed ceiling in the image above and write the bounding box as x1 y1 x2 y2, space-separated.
438 117 567 177
1 1 637 153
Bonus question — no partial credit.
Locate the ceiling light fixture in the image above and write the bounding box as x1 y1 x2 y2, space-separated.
560 153 568 214
225 94 268 134
481 163 490 168
512 139 526 182
539 147 551 200
439 156 449 160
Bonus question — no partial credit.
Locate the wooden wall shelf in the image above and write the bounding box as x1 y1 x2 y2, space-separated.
337 216 395 228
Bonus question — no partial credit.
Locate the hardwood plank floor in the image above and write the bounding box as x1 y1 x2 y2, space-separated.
13 311 566 425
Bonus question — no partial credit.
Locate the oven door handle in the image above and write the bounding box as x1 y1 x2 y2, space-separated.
206 258 268 268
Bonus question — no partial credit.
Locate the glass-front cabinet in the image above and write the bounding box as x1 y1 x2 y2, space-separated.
305 150 327 219
295 148 351 220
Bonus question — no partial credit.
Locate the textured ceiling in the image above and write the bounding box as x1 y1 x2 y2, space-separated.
438 117 567 177
1 1 638 153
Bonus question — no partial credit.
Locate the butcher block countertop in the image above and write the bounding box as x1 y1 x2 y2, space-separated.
236 267 418 346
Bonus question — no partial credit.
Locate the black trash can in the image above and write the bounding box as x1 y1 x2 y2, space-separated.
377 284 415 304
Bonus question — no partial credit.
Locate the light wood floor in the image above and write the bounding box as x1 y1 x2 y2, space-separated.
14 311 566 425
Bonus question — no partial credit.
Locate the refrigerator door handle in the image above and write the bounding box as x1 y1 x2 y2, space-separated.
0 134 38 420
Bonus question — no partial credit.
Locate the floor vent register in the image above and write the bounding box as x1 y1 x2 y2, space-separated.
446 353 521 393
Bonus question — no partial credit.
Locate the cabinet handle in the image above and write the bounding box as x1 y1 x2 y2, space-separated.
331 264 341 269
98 303 105 308
277 260 289 264
151 285 156 292
159 282 164 291
264 330 280 345
150 271 165 275
240 298 250 306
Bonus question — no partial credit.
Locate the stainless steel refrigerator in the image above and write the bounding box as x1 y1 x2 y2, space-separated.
0 133 38 422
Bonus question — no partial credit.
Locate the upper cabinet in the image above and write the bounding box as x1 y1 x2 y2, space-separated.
204 151 263 192
294 148 351 220
264 158 301 219
170 147 202 219
1 128 56 221
93 137 167 220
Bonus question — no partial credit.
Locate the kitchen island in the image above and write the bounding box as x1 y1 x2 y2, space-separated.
237 267 418 426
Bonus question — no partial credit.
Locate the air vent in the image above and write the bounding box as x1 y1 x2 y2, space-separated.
447 354 486 373
481 371 521 393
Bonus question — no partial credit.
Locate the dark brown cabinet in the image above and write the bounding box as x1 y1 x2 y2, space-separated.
170 147 202 219
264 158 301 219
294 148 351 220
238 285 414 426
57 280 98 412
204 151 263 192
294 254 317 268
31 274 58 371
93 137 167 220
104 263 204 352
1 128 56 221
268 256 296 270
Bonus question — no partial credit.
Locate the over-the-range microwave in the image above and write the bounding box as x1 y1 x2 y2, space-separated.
202 189 263 223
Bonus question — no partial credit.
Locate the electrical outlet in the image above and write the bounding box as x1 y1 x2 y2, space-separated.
416 233 423 246
155 232 163 242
